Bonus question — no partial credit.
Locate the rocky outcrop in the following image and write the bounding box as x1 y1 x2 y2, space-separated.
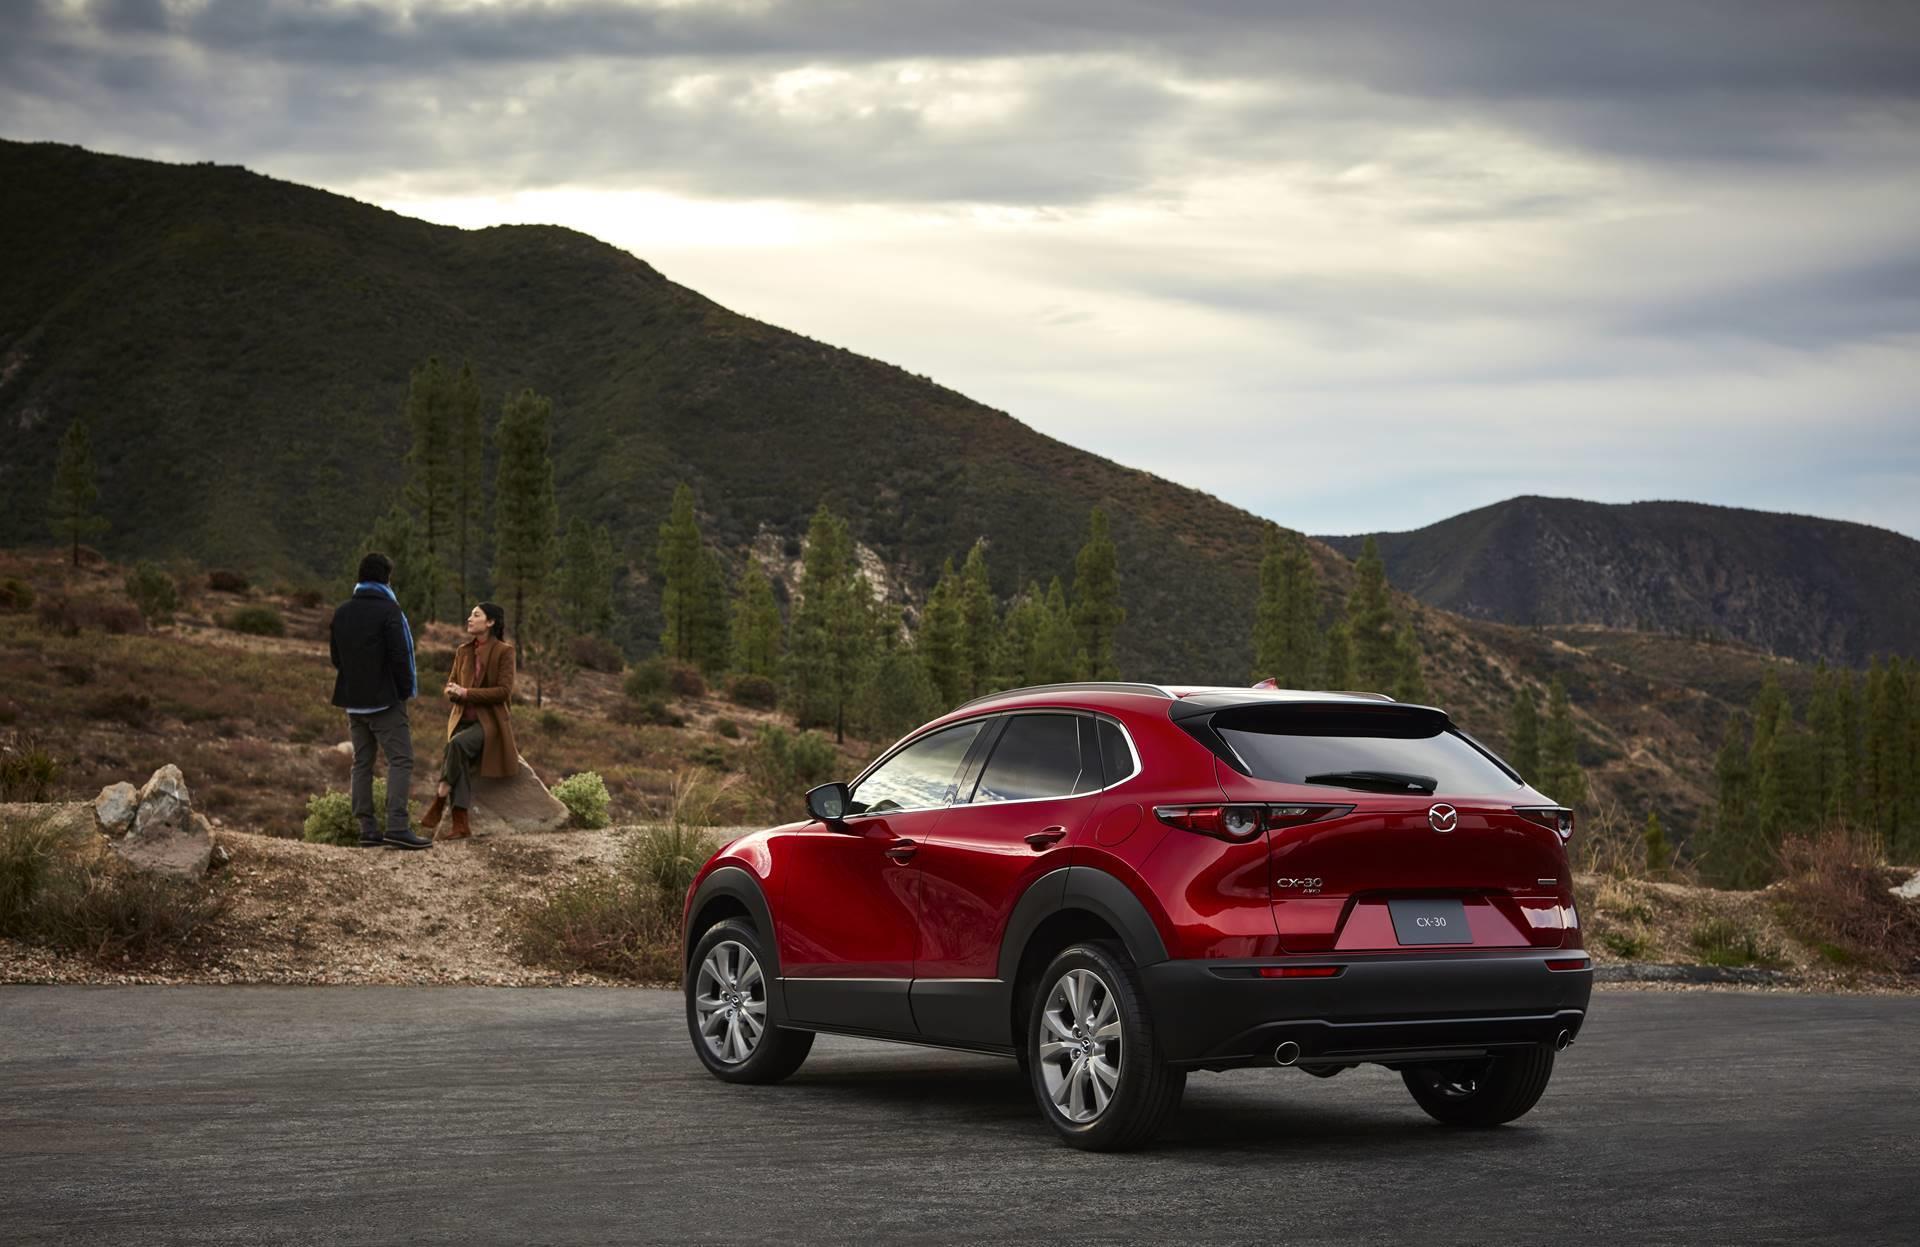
99 765 213 878
94 782 138 835
468 759 571 837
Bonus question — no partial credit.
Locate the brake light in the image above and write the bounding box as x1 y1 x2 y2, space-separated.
1516 806 1575 842
1257 965 1343 979
1154 804 1352 841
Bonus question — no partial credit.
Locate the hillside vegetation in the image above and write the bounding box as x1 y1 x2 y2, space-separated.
1322 496 1920 667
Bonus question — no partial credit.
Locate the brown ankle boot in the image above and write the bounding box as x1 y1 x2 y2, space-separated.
437 807 471 841
421 796 446 830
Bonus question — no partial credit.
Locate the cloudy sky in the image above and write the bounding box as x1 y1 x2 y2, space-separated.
7 0 1919 537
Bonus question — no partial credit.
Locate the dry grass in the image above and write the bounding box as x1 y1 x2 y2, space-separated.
0 812 228 961
1773 832 1920 973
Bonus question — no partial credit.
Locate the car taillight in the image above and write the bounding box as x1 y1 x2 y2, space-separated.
1516 806 1575 842
1257 965 1343 979
1154 804 1351 841
1545 956 1590 972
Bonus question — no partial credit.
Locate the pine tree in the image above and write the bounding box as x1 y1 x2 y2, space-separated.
47 416 108 566
401 357 454 621
1710 718 1757 887
1644 810 1673 876
656 483 706 666
557 518 616 638
1509 687 1541 781
1391 623 1428 703
1036 576 1078 684
920 560 967 707
729 562 784 679
451 361 486 605
1749 669 1790 845
693 548 732 676
491 388 558 686
1539 677 1588 807
1252 531 1320 687
995 584 1045 689
1070 508 1125 680
959 541 998 699
1321 619 1353 689
1809 662 1844 824
853 646 942 741
365 504 434 622
1837 667 1862 828
1347 536 1398 692
785 505 875 741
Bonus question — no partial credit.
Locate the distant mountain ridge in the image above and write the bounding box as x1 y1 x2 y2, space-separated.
1320 497 1920 666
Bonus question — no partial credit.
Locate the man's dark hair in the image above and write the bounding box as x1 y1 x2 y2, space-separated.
357 552 394 585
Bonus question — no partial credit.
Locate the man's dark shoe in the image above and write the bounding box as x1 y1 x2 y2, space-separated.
357 834 385 848
383 828 434 851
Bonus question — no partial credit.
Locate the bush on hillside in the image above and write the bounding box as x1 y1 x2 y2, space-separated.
222 605 285 637
553 772 612 829
667 663 706 699
37 595 142 636
0 578 34 612
1775 833 1920 973
623 657 670 701
711 717 741 740
207 569 250 593
1 813 226 960
743 725 838 822
0 731 62 803
84 692 154 729
725 674 778 710
568 634 625 674
124 561 180 626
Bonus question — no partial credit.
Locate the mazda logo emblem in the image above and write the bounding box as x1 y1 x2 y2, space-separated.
1428 803 1458 834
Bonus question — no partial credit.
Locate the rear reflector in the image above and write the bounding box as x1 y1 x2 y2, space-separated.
1545 957 1590 972
1258 965 1343 979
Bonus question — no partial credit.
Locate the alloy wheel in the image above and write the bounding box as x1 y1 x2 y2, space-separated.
1038 967 1123 1123
693 940 767 1064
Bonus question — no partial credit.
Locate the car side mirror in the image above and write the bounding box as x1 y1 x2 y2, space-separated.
806 782 852 824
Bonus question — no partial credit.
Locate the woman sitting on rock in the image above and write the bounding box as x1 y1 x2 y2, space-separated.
421 602 519 842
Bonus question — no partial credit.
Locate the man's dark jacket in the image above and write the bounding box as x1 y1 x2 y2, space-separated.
329 587 417 709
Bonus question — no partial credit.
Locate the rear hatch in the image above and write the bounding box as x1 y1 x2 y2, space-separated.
1177 696 1575 953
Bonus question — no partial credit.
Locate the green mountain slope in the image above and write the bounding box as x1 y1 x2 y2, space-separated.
1 139 1279 678
1321 497 1920 666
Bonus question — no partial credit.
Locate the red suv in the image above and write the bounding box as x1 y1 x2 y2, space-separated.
682 682 1591 1150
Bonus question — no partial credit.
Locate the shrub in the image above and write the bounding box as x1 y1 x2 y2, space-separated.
711 717 740 740
743 725 839 822
553 772 612 829
1 813 226 961
569 633 625 674
667 663 706 699
508 867 677 982
289 587 326 610
725 673 779 710
37 596 142 636
302 779 392 845
52 661 94 686
207 569 250 593
84 691 154 729
1774 833 1920 973
1599 928 1653 960
623 657 670 701
0 577 34 612
222 605 285 637
1689 917 1775 969
0 732 62 802
123 561 180 626
537 709 569 735
614 698 682 728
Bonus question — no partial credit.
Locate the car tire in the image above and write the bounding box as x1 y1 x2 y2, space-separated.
1026 941 1185 1151
1401 1045 1555 1126
685 918 814 1084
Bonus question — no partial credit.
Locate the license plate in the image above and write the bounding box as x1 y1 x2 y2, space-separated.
1389 899 1472 945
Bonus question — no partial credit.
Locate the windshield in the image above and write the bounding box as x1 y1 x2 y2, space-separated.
1211 706 1520 796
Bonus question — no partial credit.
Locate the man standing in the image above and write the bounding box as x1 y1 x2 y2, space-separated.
329 552 432 850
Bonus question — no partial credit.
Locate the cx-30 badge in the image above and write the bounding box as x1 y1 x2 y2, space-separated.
1428 803 1458 834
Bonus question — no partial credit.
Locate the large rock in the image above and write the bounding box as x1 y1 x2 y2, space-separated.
111 765 212 878
94 782 139 835
468 759 571 836
1894 870 1920 902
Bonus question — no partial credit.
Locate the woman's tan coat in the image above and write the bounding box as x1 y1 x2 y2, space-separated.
444 638 520 779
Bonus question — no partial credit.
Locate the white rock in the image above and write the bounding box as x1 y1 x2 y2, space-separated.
1893 870 1920 902
94 782 139 836
110 765 212 878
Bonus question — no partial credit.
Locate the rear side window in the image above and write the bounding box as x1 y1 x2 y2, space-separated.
1097 719 1136 787
973 714 1098 803
850 721 985 814
1212 707 1519 795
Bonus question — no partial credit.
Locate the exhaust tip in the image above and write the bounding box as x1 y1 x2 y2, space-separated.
1555 1029 1572 1051
1274 1040 1301 1067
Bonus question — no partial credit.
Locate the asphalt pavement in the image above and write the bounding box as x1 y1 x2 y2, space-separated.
2 985 1915 1245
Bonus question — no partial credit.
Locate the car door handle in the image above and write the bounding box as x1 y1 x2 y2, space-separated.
884 839 920 863
1025 827 1067 850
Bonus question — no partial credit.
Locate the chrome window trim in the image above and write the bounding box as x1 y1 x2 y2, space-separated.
956 710 1143 809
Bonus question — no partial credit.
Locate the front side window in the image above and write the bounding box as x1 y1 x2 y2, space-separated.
849 721 985 815
973 714 1096 803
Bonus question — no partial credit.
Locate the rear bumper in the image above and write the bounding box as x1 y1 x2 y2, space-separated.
1139 949 1593 1069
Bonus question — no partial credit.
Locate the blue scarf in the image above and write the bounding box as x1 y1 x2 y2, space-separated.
355 581 417 699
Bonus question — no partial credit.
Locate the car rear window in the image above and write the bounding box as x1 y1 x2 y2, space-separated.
1210 706 1520 795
